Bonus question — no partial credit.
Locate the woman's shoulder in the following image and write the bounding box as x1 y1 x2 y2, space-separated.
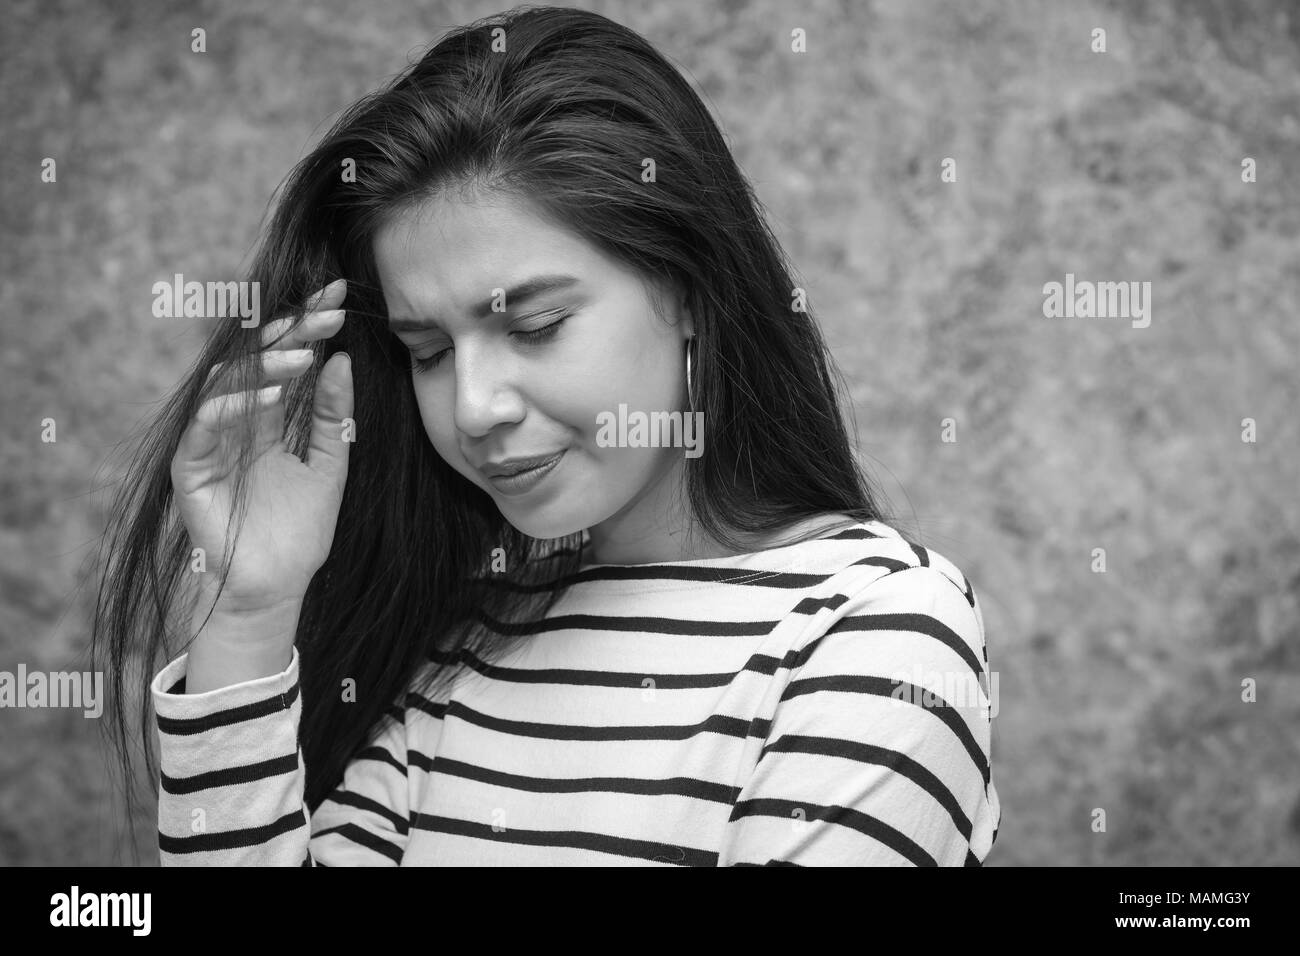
821 520 977 600
759 513 978 604
852 519 978 610
800 519 992 711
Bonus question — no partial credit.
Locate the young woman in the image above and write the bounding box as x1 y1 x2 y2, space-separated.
93 6 1000 866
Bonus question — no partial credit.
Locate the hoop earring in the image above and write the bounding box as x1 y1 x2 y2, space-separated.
685 338 696 415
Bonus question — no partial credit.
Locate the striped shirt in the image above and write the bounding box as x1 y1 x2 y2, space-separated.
151 518 1001 866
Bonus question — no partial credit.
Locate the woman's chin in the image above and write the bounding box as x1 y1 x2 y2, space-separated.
500 510 586 542
490 489 590 540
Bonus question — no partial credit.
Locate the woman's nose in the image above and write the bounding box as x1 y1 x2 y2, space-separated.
451 346 526 437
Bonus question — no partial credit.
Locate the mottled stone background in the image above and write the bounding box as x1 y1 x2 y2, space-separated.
1 0 1297 865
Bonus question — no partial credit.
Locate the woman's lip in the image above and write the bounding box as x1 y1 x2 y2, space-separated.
484 451 565 477
485 450 565 495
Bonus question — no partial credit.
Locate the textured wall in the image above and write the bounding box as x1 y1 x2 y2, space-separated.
1 0 1297 865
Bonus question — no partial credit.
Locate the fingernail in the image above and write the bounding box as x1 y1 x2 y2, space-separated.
307 279 345 307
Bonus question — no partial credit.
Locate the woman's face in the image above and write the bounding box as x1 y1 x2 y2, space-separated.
373 190 695 553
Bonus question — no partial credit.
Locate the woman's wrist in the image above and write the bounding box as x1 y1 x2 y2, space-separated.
184 596 303 693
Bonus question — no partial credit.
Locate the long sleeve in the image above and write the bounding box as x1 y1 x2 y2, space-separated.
717 564 1001 866
152 646 411 866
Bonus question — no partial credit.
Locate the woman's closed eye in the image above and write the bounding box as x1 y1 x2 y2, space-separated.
409 309 572 374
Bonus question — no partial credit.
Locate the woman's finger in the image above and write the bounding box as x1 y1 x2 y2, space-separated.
202 349 316 397
259 278 347 350
258 307 346 352
250 384 288 457
173 386 282 483
304 278 347 313
193 385 281 431
305 352 353 485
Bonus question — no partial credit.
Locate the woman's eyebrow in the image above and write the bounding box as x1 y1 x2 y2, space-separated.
387 273 581 331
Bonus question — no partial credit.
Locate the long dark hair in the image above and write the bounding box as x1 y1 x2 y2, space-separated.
91 4 890 860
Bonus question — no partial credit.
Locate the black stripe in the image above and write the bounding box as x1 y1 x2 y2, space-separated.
909 543 931 567
538 556 918 599
479 610 778 638
157 682 299 736
964 848 982 866
300 852 312 867
161 752 298 795
729 859 804 866
729 797 937 866
456 657 741 689
158 809 304 854
406 748 436 772
407 754 738 804
823 610 987 683
849 555 914 574
404 693 449 721
788 593 851 614
438 699 755 742
313 823 403 864
759 734 972 839
781 675 991 786
444 651 794 691
410 814 717 866
352 744 405 774
822 528 884 541
402 646 784 711
510 564 837 593
324 789 410 834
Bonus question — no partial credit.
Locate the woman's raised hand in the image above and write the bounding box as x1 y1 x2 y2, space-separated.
170 279 354 615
